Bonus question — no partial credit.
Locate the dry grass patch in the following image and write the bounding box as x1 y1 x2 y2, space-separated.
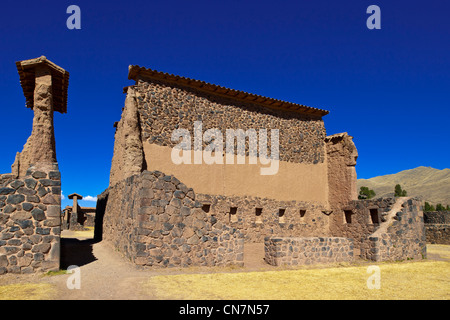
0 283 56 300
427 244 450 260
144 260 449 300
61 226 94 239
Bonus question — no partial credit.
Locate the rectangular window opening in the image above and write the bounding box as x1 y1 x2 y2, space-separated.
229 207 238 223
278 208 286 224
255 208 263 224
202 204 211 214
300 209 306 219
344 210 353 224
370 208 380 224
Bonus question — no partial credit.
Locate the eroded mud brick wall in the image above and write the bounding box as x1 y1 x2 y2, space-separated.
0 165 61 274
98 170 244 267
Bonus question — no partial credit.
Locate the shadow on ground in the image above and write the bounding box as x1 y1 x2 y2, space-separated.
60 238 98 269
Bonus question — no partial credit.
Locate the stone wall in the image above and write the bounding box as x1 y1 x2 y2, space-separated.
97 170 244 268
424 211 450 245
196 193 330 243
330 197 396 251
264 237 354 266
0 164 61 274
360 198 426 261
133 78 327 165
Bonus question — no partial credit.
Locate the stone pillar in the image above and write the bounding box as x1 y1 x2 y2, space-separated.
109 86 145 186
30 64 57 164
13 56 69 178
68 193 83 230
325 132 358 209
0 56 68 274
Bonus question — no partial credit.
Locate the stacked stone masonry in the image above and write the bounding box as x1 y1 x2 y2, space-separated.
97 170 244 268
331 197 397 251
133 79 326 164
360 198 426 261
424 211 450 245
0 165 61 274
196 193 330 243
264 237 354 266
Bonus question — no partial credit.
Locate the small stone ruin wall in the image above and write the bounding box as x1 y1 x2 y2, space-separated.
330 197 397 251
424 211 450 245
97 170 244 268
0 165 61 274
360 199 426 261
264 237 354 266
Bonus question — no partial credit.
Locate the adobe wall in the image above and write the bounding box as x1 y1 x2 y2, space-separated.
424 211 450 245
97 170 244 268
143 143 328 203
0 164 61 274
325 133 358 210
264 237 354 266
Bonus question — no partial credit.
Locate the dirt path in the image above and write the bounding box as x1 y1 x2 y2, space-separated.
41 233 275 300
48 238 153 299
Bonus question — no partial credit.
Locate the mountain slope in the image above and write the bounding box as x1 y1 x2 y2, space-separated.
357 166 450 205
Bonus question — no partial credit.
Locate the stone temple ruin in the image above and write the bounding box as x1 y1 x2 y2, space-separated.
0 57 427 274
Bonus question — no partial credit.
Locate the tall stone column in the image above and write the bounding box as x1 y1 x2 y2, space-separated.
325 132 358 209
13 56 69 177
68 193 83 230
0 56 69 274
30 64 57 164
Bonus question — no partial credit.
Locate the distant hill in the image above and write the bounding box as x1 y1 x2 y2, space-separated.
357 166 450 205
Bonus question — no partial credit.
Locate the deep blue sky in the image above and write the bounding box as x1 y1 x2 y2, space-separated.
0 0 449 208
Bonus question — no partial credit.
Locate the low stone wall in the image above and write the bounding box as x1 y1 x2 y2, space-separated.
424 211 449 244
0 164 61 274
264 237 354 266
97 170 244 268
360 198 426 261
425 225 450 245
